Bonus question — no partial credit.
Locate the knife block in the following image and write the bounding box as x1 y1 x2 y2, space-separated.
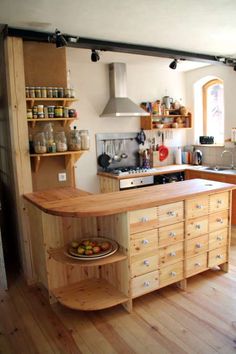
150 151 160 167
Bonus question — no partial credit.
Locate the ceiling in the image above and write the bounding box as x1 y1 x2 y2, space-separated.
1 0 236 71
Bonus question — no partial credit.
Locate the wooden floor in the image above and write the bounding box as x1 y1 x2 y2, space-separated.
0 242 236 353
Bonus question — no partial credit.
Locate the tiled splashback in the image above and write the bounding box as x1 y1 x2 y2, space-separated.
194 146 236 166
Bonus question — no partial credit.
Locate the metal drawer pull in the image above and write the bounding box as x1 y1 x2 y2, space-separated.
196 243 203 248
217 200 222 204
196 204 203 209
169 232 176 237
167 211 176 217
217 236 223 241
195 224 201 229
216 218 223 223
195 262 201 267
170 271 177 277
216 254 224 259
144 281 150 287
139 216 149 223
143 260 150 266
142 239 149 245
169 251 176 257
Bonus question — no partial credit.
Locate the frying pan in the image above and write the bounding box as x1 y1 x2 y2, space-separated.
98 141 112 169
159 132 169 162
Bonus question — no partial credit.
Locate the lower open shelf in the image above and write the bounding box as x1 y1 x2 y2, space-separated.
51 278 129 311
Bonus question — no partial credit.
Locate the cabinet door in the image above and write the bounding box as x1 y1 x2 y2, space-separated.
129 208 158 234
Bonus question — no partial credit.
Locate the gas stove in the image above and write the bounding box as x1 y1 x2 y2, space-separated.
106 166 157 176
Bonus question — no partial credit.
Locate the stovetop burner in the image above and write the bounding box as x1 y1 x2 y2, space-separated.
106 166 156 176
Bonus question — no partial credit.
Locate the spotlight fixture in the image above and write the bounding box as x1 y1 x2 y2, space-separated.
91 49 100 62
55 28 67 48
169 59 178 70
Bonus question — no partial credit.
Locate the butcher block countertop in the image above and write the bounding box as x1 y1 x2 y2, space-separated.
24 179 236 218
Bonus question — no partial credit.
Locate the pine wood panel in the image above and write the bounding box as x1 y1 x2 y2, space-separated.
209 210 229 232
130 229 158 256
159 261 184 287
129 207 158 234
130 252 158 278
158 201 184 227
209 191 229 213
159 241 184 266
186 216 208 238
209 228 228 250
186 234 208 257
158 222 184 247
185 195 209 219
208 246 228 267
186 253 208 277
131 270 159 298
99 176 120 193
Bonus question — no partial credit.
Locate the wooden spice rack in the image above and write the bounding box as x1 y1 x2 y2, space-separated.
26 97 78 108
27 118 76 128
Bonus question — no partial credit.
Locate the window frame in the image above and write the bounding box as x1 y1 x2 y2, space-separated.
202 78 224 140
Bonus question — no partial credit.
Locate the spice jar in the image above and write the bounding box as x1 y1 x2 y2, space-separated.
29 87 35 98
58 87 64 98
47 87 53 98
52 87 58 98
27 109 33 119
35 87 41 98
55 106 63 118
64 88 71 98
25 87 30 98
34 132 47 154
33 105 38 119
37 105 44 118
41 87 47 98
48 106 55 118
68 126 81 151
55 131 68 152
79 130 90 150
63 107 69 118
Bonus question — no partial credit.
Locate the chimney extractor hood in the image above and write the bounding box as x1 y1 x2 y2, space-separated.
100 63 150 117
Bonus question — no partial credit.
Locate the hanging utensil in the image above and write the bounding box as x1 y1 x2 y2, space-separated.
97 141 111 169
159 132 169 162
120 139 128 159
113 140 121 162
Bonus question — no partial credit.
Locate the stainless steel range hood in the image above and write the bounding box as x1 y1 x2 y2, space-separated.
100 63 150 117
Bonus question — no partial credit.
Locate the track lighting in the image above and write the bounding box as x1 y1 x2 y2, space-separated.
169 59 178 70
91 49 100 62
55 28 67 48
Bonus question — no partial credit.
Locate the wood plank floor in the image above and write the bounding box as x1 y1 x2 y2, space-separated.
0 242 236 353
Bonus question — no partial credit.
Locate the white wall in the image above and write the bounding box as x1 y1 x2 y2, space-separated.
66 48 187 193
184 65 236 145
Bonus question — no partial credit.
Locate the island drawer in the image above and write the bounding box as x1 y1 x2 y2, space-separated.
158 201 184 227
208 246 227 267
131 252 158 278
209 210 229 232
186 253 208 277
130 229 158 256
129 207 158 234
186 216 208 239
159 261 184 287
209 192 229 213
158 222 184 247
186 234 208 257
185 196 209 219
209 229 228 250
159 241 184 266
131 270 159 298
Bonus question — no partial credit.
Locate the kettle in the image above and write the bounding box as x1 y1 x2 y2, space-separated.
192 149 203 165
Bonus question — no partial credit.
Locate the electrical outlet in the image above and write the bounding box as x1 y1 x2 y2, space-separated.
58 172 67 182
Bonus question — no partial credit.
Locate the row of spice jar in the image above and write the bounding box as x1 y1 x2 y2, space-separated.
26 86 75 99
30 128 90 154
27 105 77 119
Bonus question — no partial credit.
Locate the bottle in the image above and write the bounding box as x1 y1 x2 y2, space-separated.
175 147 182 165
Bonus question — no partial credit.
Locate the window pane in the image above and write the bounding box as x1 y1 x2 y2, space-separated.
206 83 224 143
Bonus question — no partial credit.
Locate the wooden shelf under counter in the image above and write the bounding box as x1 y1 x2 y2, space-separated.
51 278 129 311
48 246 127 267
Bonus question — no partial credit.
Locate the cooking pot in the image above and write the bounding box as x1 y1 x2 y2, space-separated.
192 149 202 165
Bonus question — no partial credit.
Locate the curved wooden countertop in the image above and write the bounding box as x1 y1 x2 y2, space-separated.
24 179 236 218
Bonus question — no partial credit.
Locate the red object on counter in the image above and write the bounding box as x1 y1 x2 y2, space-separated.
159 145 169 161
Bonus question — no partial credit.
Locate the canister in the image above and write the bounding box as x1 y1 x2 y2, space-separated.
29 87 35 98
35 87 41 98
48 106 55 118
47 87 53 98
52 87 58 98
55 106 63 118
41 87 47 98
58 87 64 98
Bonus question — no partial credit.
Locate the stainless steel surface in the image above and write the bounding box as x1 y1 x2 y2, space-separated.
221 149 234 169
192 149 203 165
100 63 150 117
120 175 154 189
204 166 232 171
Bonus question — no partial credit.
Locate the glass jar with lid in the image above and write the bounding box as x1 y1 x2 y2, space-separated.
55 131 68 152
79 130 90 150
34 132 47 154
68 126 81 151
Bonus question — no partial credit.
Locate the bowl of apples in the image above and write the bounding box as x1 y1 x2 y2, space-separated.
67 237 118 260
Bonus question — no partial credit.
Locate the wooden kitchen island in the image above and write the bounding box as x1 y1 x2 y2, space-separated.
24 179 235 313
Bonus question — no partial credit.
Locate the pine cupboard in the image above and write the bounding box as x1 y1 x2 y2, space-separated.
24 179 235 313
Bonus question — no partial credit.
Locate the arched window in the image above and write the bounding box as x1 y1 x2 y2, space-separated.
202 79 224 144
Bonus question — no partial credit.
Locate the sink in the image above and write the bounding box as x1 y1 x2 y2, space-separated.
204 166 234 172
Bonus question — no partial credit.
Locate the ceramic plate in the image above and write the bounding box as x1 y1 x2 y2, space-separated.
66 237 118 260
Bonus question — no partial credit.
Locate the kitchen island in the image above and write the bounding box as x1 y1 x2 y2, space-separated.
24 179 235 313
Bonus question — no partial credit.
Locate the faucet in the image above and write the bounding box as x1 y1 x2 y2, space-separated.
221 150 234 169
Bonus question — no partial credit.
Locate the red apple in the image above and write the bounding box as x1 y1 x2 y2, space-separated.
100 241 111 251
93 246 101 254
85 249 93 255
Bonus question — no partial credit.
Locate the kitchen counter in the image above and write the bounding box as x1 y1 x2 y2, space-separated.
24 179 235 218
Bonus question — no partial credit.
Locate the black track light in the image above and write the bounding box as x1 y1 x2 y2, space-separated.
169 59 178 70
55 28 67 48
91 49 100 62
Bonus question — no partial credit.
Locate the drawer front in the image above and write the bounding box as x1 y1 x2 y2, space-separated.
159 261 184 287
186 253 208 277
209 229 228 250
129 208 158 234
210 192 229 213
131 270 159 298
209 211 229 232
130 229 158 256
208 246 227 267
186 234 208 258
185 196 209 219
186 216 208 239
131 253 158 278
158 201 184 227
158 222 184 247
159 242 184 266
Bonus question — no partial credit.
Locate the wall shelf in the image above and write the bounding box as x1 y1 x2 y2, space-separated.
30 151 84 172
26 98 78 108
27 118 76 128
141 112 192 130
